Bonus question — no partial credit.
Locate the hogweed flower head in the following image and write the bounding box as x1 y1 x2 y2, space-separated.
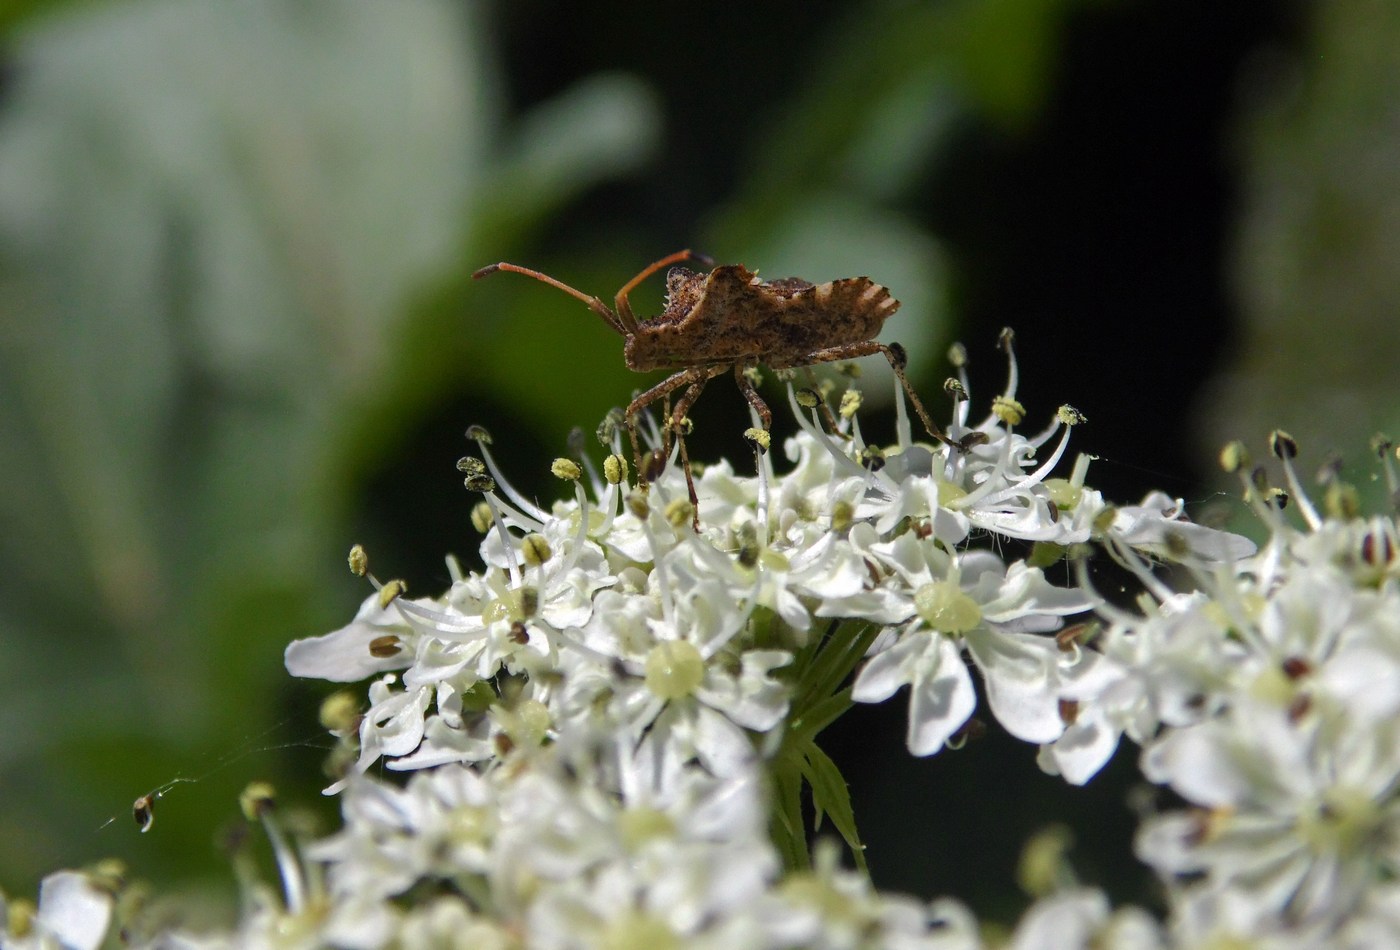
50 335 1400 949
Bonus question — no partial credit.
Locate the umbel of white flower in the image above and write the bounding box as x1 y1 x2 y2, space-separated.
18 339 1400 949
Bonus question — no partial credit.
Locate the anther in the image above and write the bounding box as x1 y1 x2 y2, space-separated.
239 781 277 822
796 388 821 410
1269 430 1298 460
521 533 553 566
1325 482 1359 520
470 501 493 533
830 500 854 532
319 691 360 733
943 378 968 402
665 498 695 529
464 474 497 493
1219 441 1250 473
1056 405 1086 426
604 453 628 485
368 635 402 658
377 579 406 609
736 521 760 568
457 456 486 476
567 427 587 458
744 427 771 453
464 424 493 446
839 389 863 419
551 458 582 481
641 449 667 484
947 342 968 369
596 408 626 447
992 395 1025 426
347 544 368 577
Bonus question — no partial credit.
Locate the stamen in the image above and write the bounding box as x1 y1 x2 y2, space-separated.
1101 534 1179 606
1372 435 1399 506
1270 430 1321 531
568 428 606 498
893 368 912 448
786 384 866 479
1071 555 1133 628
997 326 1020 403
241 782 308 914
947 343 973 433
975 422 1076 508
390 598 478 639
483 492 522 588
556 482 593 579
468 427 550 525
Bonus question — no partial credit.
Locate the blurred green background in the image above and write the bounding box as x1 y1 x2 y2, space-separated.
3 0 1394 926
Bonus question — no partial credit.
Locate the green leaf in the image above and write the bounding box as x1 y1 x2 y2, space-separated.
802 739 868 874
770 758 812 872
794 620 880 715
791 689 856 746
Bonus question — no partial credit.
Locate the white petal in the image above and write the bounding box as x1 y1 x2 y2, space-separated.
1321 645 1400 724
1140 725 1249 807
285 620 405 682
906 639 976 756
852 634 921 703
966 629 1063 743
690 704 757 776
36 871 113 950
1046 710 1121 785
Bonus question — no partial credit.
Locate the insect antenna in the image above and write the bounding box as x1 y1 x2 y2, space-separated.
473 262 628 336
611 249 713 332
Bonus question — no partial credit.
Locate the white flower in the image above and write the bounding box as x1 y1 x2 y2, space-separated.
1008 889 1163 950
1138 697 1400 936
852 534 1093 755
1 871 114 950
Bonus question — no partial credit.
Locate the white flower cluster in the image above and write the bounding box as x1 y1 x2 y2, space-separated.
1089 442 1400 946
27 345 1400 950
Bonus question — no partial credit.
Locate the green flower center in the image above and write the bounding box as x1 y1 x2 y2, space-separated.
1298 786 1382 856
645 640 705 700
914 581 982 633
599 911 680 950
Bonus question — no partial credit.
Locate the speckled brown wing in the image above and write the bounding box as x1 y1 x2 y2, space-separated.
624 264 900 371
758 275 899 368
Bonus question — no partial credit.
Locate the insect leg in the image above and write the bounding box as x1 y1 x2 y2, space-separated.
798 342 954 447
676 433 701 532
669 364 726 429
733 363 773 431
670 366 727 529
626 366 713 487
613 249 714 332
798 367 843 436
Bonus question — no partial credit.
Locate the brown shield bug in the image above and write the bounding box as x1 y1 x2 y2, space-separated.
473 250 947 521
